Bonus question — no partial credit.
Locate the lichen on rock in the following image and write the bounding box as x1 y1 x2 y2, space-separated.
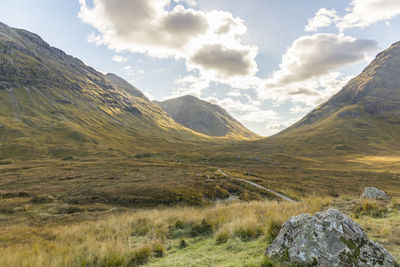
266 209 398 267
361 187 390 200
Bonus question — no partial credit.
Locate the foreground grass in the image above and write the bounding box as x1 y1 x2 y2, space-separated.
0 197 399 266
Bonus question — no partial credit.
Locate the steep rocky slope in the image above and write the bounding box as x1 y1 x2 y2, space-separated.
0 22 209 159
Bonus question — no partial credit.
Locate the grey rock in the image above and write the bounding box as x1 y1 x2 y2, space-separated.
266 209 398 267
361 187 390 200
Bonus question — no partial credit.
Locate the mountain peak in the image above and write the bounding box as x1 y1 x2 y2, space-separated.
156 95 259 139
273 41 400 154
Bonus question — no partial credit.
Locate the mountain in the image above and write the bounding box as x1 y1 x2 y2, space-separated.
254 41 400 155
156 95 259 139
0 22 211 159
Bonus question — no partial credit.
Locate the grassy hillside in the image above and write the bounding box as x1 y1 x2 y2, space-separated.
0 22 219 160
242 41 400 156
156 95 259 139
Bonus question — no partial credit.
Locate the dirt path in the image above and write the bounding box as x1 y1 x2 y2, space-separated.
217 169 295 202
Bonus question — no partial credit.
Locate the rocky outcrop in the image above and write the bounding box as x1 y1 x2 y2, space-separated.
266 209 398 267
361 187 390 200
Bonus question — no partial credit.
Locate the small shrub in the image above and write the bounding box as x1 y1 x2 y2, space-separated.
174 220 187 229
179 239 188 249
31 194 55 203
234 226 263 241
240 191 250 201
265 220 282 243
79 253 125 267
354 200 389 218
62 156 74 161
190 219 213 237
215 186 230 199
215 230 230 244
127 246 152 266
131 218 152 236
152 242 165 258
260 257 275 267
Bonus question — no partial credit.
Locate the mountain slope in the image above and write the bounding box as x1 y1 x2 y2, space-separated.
262 41 400 155
228 41 400 156
156 95 259 139
0 22 210 159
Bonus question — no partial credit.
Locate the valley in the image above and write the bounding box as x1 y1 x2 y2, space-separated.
1 20 400 266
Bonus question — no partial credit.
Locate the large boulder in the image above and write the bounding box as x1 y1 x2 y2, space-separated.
361 187 390 200
266 209 398 267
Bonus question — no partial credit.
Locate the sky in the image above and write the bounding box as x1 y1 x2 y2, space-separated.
0 0 400 136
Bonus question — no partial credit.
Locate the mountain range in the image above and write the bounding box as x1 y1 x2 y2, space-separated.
2 21 400 160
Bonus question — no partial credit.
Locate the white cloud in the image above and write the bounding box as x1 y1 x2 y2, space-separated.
307 0 400 32
258 72 354 107
265 118 299 135
305 8 340 32
124 66 145 77
227 90 241 97
204 96 279 124
171 75 211 98
112 55 128 62
266 33 377 87
78 0 257 81
338 0 400 31
290 105 312 114
189 44 258 78
143 91 154 101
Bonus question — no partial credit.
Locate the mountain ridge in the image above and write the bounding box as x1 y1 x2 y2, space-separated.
0 22 215 159
156 95 259 139
257 40 400 155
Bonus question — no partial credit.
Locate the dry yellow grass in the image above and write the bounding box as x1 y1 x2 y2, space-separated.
0 198 331 267
1 197 399 266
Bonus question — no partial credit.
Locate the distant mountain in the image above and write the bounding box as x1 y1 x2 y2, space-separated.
0 22 209 159
255 41 400 154
156 95 259 139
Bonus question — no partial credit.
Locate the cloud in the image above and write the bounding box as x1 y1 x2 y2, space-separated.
307 0 400 32
143 91 154 101
204 96 279 124
257 71 354 107
305 8 340 32
79 0 208 55
112 55 127 62
290 105 312 114
78 0 257 80
266 33 377 87
124 66 145 77
189 44 258 77
338 0 400 31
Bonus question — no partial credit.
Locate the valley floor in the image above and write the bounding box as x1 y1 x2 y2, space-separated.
0 196 399 266
1 153 400 266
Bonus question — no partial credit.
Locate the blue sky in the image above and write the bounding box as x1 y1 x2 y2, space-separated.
1 0 400 136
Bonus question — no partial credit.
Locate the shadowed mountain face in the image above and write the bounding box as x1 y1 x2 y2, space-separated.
259 41 400 155
156 95 259 139
0 22 211 159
